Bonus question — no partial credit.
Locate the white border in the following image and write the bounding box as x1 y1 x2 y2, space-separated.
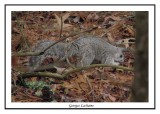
5 5 155 109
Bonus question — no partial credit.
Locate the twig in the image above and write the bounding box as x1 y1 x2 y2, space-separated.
78 82 86 92
66 57 76 69
85 76 95 101
85 75 92 90
59 11 63 39
12 26 98 57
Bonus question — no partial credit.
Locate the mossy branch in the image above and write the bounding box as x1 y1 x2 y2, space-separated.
62 64 133 77
19 72 65 79
19 64 134 79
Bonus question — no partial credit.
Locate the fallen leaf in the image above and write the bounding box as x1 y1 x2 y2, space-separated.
62 13 70 22
108 94 116 102
12 27 20 34
107 33 115 44
73 16 80 23
54 13 71 30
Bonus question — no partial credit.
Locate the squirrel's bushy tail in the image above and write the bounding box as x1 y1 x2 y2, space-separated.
29 40 68 71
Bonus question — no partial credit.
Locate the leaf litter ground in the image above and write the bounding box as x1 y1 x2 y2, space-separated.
11 11 135 102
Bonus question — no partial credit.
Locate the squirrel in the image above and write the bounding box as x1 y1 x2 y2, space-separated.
29 36 126 71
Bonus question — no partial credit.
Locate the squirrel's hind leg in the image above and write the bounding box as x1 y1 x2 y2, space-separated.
76 49 95 67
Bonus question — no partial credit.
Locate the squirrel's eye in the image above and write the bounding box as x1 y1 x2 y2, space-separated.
120 55 123 58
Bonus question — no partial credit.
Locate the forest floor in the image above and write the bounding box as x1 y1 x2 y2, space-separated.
11 11 135 102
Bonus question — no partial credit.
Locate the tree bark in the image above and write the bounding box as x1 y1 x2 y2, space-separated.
131 11 148 102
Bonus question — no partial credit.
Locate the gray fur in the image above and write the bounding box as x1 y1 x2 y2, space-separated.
29 40 68 70
66 36 125 66
29 36 125 70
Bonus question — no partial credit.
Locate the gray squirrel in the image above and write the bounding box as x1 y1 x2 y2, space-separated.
29 36 126 71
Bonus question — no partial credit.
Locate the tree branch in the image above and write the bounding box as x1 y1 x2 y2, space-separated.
59 11 63 39
18 64 134 79
19 72 65 79
62 64 133 77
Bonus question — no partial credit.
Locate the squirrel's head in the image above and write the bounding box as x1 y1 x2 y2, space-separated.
114 52 124 63
113 47 126 64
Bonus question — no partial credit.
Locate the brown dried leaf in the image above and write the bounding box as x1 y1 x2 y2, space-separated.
107 33 115 44
108 94 116 102
107 16 121 21
94 13 99 21
73 16 80 23
124 44 130 48
12 56 19 67
86 13 93 22
12 27 20 34
126 26 135 36
54 66 70 74
62 12 70 22
54 13 72 30
54 13 61 29
63 23 72 29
